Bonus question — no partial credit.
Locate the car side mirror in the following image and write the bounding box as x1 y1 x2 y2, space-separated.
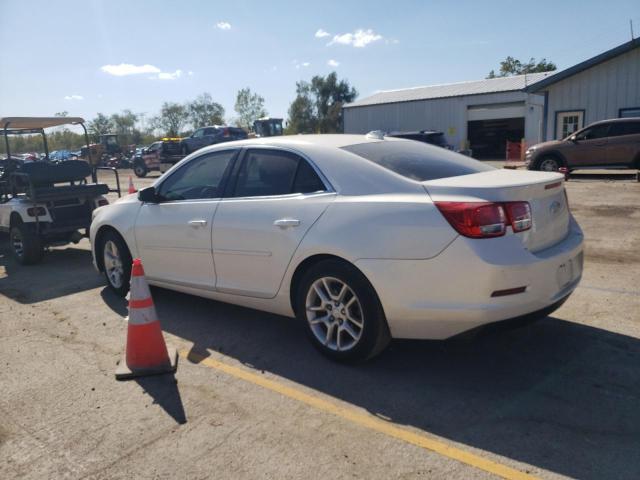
138 186 159 203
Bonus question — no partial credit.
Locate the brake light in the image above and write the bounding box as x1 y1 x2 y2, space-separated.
504 201 532 232
435 202 506 238
435 201 532 238
223 127 230 137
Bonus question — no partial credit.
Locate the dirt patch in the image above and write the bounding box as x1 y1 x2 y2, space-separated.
571 205 639 218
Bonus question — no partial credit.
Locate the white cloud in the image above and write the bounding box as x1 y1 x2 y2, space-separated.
64 94 84 100
101 63 161 76
294 61 311 69
328 29 383 48
327 59 340 67
187 71 194 76
156 69 183 80
216 21 231 30
315 28 330 38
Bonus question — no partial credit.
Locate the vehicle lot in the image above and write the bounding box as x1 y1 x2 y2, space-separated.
1 169 639 479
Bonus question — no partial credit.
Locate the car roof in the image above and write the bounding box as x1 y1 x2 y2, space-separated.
589 117 640 126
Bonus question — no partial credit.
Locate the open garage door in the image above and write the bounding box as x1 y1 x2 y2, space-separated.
467 103 525 159
468 118 524 159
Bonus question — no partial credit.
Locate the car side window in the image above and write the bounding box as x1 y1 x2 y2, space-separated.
575 124 609 140
192 129 204 138
609 122 640 137
292 159 326 194
233 150 298 197
157 150 235 201
204 128 216 136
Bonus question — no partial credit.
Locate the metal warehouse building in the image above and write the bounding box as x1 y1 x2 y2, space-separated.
343 38 640 159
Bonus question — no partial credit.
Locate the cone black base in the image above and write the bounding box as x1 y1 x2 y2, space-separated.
115 347 178 381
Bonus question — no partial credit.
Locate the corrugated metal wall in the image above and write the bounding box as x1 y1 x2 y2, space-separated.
544 47 640 139
343 91 533 149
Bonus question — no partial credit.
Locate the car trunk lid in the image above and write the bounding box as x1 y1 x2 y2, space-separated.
423 169 570 252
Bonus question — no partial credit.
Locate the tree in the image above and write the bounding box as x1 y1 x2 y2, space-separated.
234 88 267 130
188 93 225 128
88 113 113 141
286 81 316 134
286 72 357 134
487 57 556 78
151 102 189 137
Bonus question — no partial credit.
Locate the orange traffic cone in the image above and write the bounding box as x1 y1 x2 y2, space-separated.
115 259 178 380
128 176 136 194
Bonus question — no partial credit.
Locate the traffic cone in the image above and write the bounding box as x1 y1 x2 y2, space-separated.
115 258 178 380
128 176 136 194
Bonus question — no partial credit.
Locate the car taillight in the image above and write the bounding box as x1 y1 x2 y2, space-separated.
435 202 506 238
435 201 532 238
223 127 230 137
504 201 532 232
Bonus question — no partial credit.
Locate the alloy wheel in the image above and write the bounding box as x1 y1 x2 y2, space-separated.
305 277 364 352
539 158 560 171
11 230 24 258
103 240 124 289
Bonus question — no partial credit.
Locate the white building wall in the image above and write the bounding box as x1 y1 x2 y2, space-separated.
543 47 640 139
344 91 543 149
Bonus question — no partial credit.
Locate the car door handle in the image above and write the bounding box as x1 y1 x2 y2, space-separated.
274 218 300 228
188 219 207 227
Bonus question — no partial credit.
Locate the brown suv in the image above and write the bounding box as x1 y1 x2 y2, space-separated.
526 118 640 171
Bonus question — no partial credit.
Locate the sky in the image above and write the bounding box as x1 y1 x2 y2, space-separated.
0 0 638 127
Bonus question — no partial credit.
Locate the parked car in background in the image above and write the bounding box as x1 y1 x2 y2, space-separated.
133 138 182 177
386 130 451 149
526 117 640 171
180 126 248 154
91 135 583 362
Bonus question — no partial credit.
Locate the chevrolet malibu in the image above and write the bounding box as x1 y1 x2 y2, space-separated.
90 135 584 361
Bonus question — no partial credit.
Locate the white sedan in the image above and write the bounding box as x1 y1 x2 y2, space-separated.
90 134 584 361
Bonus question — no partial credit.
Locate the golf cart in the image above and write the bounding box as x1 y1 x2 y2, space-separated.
0 117 121 264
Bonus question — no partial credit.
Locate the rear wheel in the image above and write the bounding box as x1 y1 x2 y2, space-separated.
296 260 390 362
10 224 44 265
133 162 147 178
537 156 561 172
100 231 132 296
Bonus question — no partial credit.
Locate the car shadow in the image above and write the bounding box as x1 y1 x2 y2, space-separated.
0 237 104 304
109 286 640 480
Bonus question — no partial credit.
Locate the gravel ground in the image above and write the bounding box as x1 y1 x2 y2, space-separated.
0 168 639 480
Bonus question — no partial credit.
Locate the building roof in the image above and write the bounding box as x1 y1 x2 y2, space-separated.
525 38 640 92
343 72 554 109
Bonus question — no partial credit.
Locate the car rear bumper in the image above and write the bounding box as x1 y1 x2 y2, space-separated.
355 216 584 339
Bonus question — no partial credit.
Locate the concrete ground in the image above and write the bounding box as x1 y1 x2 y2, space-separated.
1 168 639 479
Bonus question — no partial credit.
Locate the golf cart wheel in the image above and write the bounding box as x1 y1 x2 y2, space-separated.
536 156 561 172
10 224 44 265
296 259 390 362
100 230 132 296
133 163 147 178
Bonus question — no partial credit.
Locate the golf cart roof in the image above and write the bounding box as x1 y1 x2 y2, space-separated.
1 116 85 130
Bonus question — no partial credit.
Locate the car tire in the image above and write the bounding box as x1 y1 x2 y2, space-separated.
536 156 561 172
133 163 147 178
100 230 132 297
296 259 391 362
9 224 44 265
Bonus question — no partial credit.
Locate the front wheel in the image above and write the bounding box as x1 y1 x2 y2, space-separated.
296 260 390 362
133 162 147 178
10 224 44 265
100 231 132 296
537 156 561 172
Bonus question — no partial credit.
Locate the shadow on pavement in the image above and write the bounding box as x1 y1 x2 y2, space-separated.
135 374 187 425
0 239 103 303
119 286 640 480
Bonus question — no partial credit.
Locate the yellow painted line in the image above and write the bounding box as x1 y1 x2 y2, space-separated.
179 350 539 480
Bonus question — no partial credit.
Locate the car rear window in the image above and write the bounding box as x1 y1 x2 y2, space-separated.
341 141 494 181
